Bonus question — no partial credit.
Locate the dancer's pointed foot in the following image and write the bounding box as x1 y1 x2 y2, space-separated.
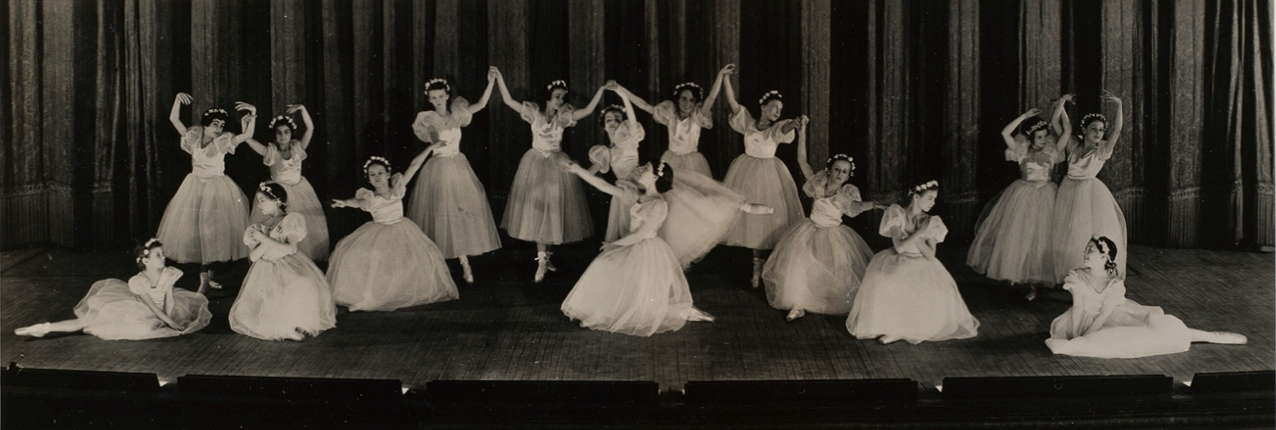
460 256 474 284
878 335 902 345
534 252 549 284
751 257 765 288
15 323 52 338
786 309 806 322
1024 284 1039 302
687 307 715 323
1209 331 1248 345
544 252 557 272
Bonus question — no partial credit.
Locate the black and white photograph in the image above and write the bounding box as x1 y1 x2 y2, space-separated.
1 0 1272 428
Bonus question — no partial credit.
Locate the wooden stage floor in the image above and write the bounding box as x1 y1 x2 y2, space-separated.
2 243 1272 392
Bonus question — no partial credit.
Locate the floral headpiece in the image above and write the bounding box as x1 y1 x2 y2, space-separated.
1091 235 1109 256
911 180 939 194
202 108 229 117
425 78 451 92
1081 113 1107 128
1025 119 1049 135
603 104 625 114
268 115 296 130
656 161 668 177
546 80 568 91
258 182 280 200
758 90 782 105
137 238 160 264
363 156 391 175
827 154 856 176
674 82 704 100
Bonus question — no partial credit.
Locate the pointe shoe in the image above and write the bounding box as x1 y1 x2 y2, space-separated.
544 252 558 272
1024 284 1038 302
1211 331 1248 345
786 309 806 322
751 258 764 288
534 252 549 284
208 279 223 290
459 257 474 284
740 203 775 215
15 322 52 337
687 308 716 323
878 335 902 345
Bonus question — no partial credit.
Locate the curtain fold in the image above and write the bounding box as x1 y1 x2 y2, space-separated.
2 0 1270 250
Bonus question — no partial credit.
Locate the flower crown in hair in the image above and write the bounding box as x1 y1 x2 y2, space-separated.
758 90 782 105
912 180 939 194
203 108 228 117
827 154 856 176
425 78 451 92
1091 235 1111 258
268 115 296 130
363 156 391 174
137 237 160 264
674 82 703 99
603 104 625 114
1026 119 1049 135
656 161 668 177
546 80 568 91
258 182 280 200
1081 113 1107 128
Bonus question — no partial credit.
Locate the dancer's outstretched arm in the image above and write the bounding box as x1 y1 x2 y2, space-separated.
563 160 624 197
701 64 734 117
401 142 442 185
1101 91 1124 153
570 83 609 122
722 73 742 115
617 85 655 115
493 68 524 113
466 69 498 116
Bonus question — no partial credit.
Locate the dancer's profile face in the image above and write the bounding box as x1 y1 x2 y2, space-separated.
603 111 623 133
829 160 852 186
761 100 783 122
633 163 658 187
256 192 281 216
677 89 698 114
913 189 937 212
1082 241 1105 268
274 124 292 146
142 246 166 270
547 88 568 110
366 164 389 188
427 89 449 110
1030 129 1049 149
1084 120 1106 144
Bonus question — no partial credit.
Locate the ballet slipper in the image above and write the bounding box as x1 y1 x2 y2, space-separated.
208 279 223 290
1024 284 1038 302
1210 332 1248 345
751 257 764 288
15 323 52 337
534 252 549 284
878 335 902 345
687 307 715 323
786 309 806 322
459 256 474 284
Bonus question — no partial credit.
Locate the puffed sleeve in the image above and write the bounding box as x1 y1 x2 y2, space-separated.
213 131 236 155
927 216 949 243
180 127 203 154
1004 139 1028 163
1101 280 1128 307
616 120 645 144
555 103 578 128
766 119 796 144
243 224 262 247
354 188 375 209
162 267 184 289
838 185 868 218
646 199 670 226
652 100 677 126
588 145 612 174
279 212 308 245
1095 140 1115 161
1045 142 1065 165
518 101 541 125
693 106 713 129
800 171 830 199
389 173 408 199
412 111 440 143
1060 269 1082 292
451 96 473 127
262 143 279 166
729 107 755 134
290 141 308 162
128 274 148 296
878 204 907 238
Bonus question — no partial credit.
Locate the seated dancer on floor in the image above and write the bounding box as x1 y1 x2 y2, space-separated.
560 161 719 337
14 239 213 340
327 152 458 312
1045 236 1247 358
846 180 980 345
763 116 885 322
229 182 337 341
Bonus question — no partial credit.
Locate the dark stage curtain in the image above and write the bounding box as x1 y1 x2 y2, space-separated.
2 0 1271 250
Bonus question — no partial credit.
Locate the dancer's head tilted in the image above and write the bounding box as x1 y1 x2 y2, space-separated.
674 82 704 115
907 180 940 213
135 238 166 271
824 154 855 187
543 79 570 111
268 115 297 146
1084 235 1120 277
599 104 626 133
363 156 392 189
1079 113 1108 145
758 90 784 122
256 182 289 216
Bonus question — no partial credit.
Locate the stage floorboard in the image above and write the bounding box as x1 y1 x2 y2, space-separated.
2 244 1271 391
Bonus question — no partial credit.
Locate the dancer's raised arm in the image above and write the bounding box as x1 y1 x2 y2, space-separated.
796 116 815 178
701 64 735 117
170 93 192 135
493 68 524 112
570 83 609 122
1002 108 1041 150
230 102 258 146
1053 99 1072 155
616 85 655 115
1050 94 1072 137
466 69 498 116
1100 91 1124 153
290 104 315 150
722 73 742 115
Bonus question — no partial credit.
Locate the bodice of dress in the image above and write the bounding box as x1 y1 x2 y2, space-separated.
802 173 867 228
128 266 182 310
591 122 645 179
1063 270 1126 316
1006 143 1061 182
879 204 948 255
729 108 794 159
357 175 408 224
627 196 669 239
413 98 473 158
654 101 712 155
182 127 236 179
1066 140 1112 180
520 102 577 156
264 141 306 185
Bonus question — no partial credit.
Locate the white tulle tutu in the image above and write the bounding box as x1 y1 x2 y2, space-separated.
501 149 594 244
561 237 696 336
763 221 874 315
658 170 748 268
156 174 250 263
846 249 981 343
230 254 336 340
967 179 1057 284
327 220 459 312
720 155 804 249
73 278 212 340
661 150 713 178
1051 177 1128 281
406 154 502 258
1046 271 1192 358
250 177 330 261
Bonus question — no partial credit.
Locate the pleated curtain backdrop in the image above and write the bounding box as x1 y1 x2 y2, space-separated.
2 0 1271 251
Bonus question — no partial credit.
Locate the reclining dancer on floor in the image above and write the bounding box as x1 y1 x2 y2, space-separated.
1045 236 1247 358
15 239 212 340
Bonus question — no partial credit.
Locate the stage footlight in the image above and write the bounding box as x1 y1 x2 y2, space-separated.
424 380 660 404
682 379 918 405
942 375 1173 401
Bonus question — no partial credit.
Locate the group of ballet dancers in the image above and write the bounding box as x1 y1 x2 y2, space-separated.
13 64 1247 358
